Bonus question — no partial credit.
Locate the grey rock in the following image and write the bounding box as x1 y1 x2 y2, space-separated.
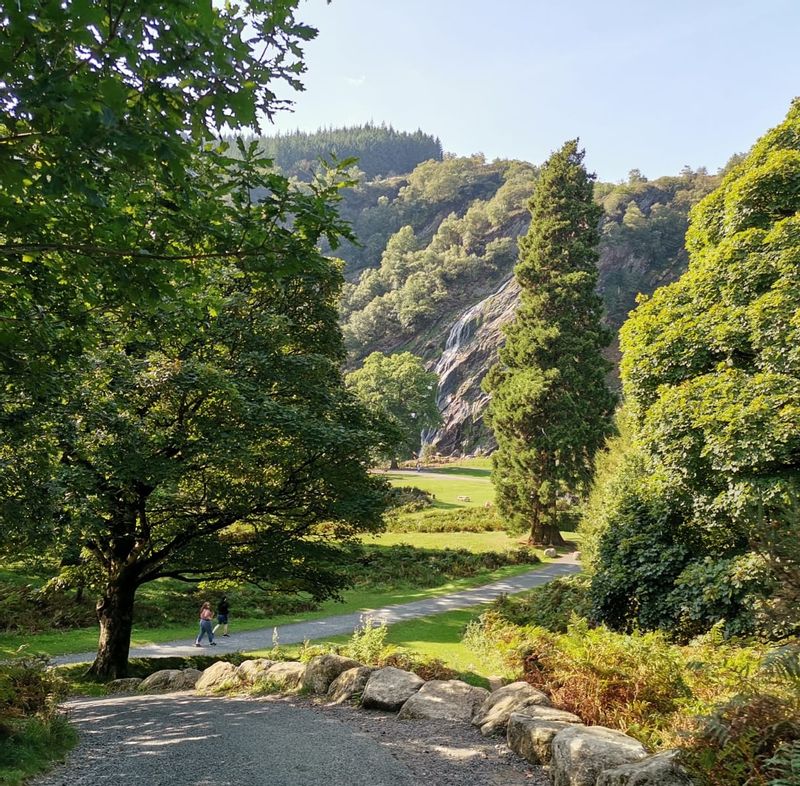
487 675 505 691
107 677 143 693
551 725 648 786
139 668 202 693
236 658 274 684
596 749 695 786
506 707 583 764
472 680 552 736
361 667 425 712
326 666 375 705
426 275 522 455
303 654 362 694
543 547 558 558
397 679 490 722
264 661 306 690
195 661 241 693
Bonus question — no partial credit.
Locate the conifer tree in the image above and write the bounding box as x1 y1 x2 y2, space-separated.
484 140 615 545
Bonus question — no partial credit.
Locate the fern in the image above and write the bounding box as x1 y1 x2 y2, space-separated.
767 740 800 786
761 645 800 690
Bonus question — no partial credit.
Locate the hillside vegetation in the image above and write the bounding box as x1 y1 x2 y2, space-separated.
327 149 721 364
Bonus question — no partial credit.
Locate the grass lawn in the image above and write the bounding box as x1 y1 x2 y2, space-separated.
385 472 494 507
364 530 527 553
0 562 543 660
423 466 491 478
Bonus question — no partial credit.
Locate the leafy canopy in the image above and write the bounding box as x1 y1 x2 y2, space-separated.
590 100 800 639
0 0 390 676
346 351 440 461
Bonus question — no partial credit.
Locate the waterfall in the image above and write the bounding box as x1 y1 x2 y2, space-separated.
421 277 515 449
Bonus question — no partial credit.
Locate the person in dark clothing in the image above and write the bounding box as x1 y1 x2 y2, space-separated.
213 595 230 637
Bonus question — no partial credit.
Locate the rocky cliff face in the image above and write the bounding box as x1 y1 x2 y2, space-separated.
423 276 520 455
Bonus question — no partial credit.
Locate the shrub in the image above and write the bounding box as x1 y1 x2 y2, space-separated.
382 651 459 681
682 694 800 786
341 616 393 665
386 485 435 513
464 614 691 747
520 619 690 746
346 543 539 590
0 657 67 724
462 606 797 783
767 741 800 786
489 574 592 632
0 581 96 633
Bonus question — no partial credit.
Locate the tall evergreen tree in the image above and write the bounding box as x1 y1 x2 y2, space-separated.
484 140 615 545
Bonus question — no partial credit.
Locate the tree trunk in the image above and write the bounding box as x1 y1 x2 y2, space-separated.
87 575 137 679
389 457 399 470
529 522 566 547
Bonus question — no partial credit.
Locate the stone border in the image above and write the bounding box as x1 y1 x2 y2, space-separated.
112 657 696 786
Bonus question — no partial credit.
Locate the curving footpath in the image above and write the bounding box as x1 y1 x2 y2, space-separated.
54 556 580 666
32 693 419 786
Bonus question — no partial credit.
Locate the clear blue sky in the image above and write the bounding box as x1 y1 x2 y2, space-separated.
267 0 800 182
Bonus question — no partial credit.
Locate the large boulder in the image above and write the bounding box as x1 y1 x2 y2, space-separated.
139 668 202 693
506 707 584 764
195 661 241 693
263 661 306 690
551 726 648 786
361 667 425 711
472 680 552 736
397 680 490 722
596 750 695 786
326 666 375 705
107 677 143 693
237 659 274 684
303 654 362 695
543 548 558 558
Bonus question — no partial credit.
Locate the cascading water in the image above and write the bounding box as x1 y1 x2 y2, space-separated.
421 276 516 450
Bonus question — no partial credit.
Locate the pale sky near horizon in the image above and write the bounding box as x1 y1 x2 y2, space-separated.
266 0 800 182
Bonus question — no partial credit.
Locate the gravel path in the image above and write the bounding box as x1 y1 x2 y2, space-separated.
33 692 548 786
53 556 580 665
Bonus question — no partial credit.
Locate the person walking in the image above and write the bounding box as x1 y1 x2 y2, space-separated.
195 601 216 647
213 595 230 637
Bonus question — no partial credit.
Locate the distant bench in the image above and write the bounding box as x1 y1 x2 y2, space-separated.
456 495 471 502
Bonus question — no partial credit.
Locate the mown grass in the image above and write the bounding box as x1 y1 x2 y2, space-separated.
0 562 542 659
364 530 525 553
384 472 494 507
425 466 491 478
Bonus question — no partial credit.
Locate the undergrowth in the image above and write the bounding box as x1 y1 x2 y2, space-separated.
489 574 592 632
0 658 76 785
462 610 799 785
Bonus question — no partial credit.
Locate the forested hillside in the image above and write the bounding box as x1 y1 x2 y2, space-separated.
338 157 719 363
254 124 442 179
327 142 722 453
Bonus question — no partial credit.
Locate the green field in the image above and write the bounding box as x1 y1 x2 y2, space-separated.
385 472 494 507
422 456 492 478
364 530 525 552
